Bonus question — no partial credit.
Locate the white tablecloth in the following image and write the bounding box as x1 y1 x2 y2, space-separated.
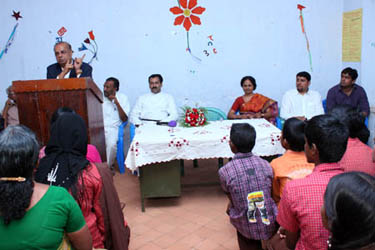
125 119 285 171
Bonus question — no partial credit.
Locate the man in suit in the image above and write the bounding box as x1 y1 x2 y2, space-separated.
47 41 92 79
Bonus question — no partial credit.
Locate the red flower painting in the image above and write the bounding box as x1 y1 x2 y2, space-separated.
170 0 206 31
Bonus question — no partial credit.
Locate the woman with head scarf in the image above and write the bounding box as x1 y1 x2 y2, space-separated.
35 113 105 248
0 125 92 250
38 107 102 163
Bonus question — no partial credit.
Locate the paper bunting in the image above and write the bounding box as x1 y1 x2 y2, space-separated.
298 4 313 71
0 11 21 60
88 30 95 40
80 30 98 64
78 43 88 51
11 11 22 20
170 0 206 62
57 27 67 37
202 35 218 57
55 27 67 43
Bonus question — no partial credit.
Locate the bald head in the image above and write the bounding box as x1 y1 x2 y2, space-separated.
54 42 73 66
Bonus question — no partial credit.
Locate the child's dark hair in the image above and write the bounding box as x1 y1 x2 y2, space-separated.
330 105 369 144
305 115 349 163
282 118 306 152
324 172 375 249
230 123 256 153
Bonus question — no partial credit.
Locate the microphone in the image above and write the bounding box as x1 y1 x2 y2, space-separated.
156 120 177 127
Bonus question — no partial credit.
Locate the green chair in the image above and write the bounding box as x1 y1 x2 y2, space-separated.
204 107 227 121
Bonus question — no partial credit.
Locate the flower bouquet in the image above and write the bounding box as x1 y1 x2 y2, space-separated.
179 106 208 127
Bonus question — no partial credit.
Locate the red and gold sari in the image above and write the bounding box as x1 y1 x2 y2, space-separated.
231 93 278 124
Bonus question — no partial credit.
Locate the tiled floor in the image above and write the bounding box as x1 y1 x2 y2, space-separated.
114 159 238 250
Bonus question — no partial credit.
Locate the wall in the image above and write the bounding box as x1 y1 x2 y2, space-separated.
0 0 343 114
343 0 375 146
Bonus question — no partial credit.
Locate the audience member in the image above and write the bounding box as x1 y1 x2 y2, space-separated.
0 125 92 250
0 115 4 132
227 76 278 124
102 77 130 169
277 115 348 250
322 172 375 250
330 105 374 175
47 41 92 79
270 118 314 205
130 74 178 126
326 67 369 117
219 123 277 250
39 107 102 163
280 71 324 120
2 85 19 128
35 113 105 248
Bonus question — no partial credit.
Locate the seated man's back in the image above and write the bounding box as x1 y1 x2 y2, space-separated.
277 115 349 250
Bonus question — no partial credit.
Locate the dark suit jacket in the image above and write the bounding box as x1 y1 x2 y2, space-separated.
46 61 92 79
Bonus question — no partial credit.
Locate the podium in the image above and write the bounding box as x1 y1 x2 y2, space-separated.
12 77 107 162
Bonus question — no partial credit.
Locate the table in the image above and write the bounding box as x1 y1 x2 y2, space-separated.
125 119 285 211
126 119 284 170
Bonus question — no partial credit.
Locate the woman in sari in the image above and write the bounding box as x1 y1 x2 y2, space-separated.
227 76 278 124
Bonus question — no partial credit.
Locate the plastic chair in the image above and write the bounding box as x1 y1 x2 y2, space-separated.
322 99 327 113
275 105 284 130
117 121 136 174
275 116 284 130
204 107 227 121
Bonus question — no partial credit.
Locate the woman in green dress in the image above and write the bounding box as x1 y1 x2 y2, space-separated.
0 125 92 250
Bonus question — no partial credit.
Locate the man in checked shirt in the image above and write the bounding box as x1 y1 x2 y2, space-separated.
219 123 277 250
276 115 348 250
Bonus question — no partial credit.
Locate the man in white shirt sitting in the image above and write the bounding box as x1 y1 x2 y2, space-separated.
280 71 324 121
130 74 178 126
102 77 130 168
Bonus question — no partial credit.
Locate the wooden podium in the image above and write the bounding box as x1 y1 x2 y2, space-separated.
12 77 106 162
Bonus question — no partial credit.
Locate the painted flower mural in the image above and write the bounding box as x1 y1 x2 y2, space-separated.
170 0 206 32
170 0 206 62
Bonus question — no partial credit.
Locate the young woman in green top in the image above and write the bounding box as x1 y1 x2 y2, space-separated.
0 125 92 250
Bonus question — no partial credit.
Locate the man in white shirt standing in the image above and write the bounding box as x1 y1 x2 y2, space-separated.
102 77 130 169
280 71 324 121
130 74 178 126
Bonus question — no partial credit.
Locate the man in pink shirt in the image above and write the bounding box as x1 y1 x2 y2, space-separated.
330 105 375 175
277 115 349 250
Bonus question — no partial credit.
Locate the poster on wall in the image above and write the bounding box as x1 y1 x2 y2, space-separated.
342 8 362 62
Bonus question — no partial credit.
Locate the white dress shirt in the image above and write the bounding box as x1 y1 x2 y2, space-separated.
130 92 178 125
103 92 130 131
280 89 324 120
102 92 130 166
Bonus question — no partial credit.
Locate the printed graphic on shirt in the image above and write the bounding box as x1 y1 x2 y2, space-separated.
285 168 313 180
247 191 270 225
